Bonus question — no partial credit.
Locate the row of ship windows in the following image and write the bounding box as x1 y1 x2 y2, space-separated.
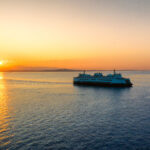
79 76 115 78
78 78 122 80
78 79 112 81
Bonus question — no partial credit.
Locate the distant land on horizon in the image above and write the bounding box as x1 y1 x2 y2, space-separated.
0 67 150 72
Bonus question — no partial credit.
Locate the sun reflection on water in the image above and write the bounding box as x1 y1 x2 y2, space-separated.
0 72 12 148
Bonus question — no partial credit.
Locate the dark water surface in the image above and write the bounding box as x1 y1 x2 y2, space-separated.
0 71 150 150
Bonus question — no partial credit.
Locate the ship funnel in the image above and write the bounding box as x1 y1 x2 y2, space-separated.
114 69 116 74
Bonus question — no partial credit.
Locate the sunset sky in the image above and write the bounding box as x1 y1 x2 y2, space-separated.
0 0 150 70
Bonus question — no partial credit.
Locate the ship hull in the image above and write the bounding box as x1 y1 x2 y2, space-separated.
73 81 132 87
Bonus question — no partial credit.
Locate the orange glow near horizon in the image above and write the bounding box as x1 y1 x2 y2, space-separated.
0 1 150 70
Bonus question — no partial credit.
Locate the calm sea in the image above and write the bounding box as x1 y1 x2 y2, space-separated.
0 71 150 150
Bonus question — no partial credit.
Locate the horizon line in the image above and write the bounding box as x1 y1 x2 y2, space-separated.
1 69 150 72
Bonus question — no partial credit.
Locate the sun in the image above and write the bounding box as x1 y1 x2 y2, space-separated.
0 61 3 65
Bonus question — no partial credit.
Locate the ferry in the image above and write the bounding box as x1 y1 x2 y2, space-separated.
73 70 133 87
